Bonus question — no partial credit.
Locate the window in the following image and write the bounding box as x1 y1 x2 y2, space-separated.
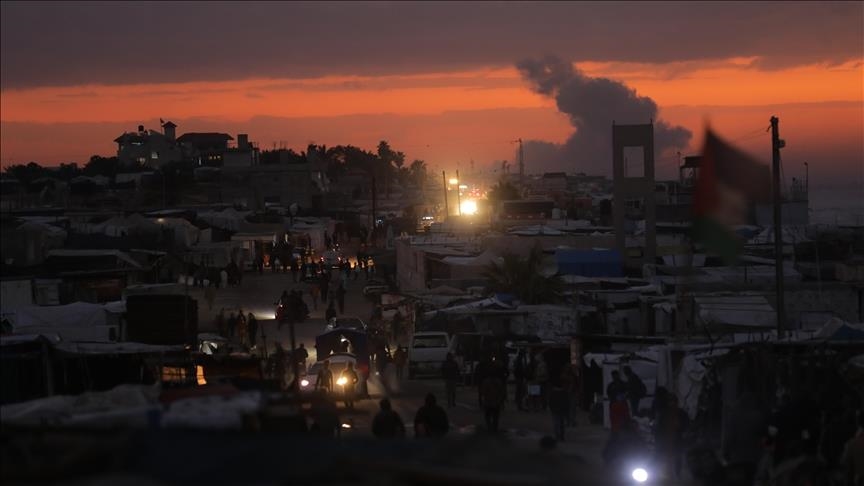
137 157 147 164
151 151 158 160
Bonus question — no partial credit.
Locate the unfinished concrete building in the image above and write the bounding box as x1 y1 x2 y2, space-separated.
612 122 656 269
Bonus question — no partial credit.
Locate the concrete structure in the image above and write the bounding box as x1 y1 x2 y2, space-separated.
612 123 656 268
114 123 183 169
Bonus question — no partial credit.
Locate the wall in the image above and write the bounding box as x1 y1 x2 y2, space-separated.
0 279 33 322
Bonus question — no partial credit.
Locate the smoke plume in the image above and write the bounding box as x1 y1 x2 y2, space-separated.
516 56 691 174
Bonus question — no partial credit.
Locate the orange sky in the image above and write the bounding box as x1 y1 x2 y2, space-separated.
1 57 862 183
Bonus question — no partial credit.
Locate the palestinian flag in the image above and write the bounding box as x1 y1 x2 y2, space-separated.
692 128 772 263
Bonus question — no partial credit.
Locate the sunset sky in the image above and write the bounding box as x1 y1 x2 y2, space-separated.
1 1 862 188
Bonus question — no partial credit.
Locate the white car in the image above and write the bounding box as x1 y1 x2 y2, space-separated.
408 332 452 379
300 353 358 396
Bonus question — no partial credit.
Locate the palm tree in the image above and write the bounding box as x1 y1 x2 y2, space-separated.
483 247 564 304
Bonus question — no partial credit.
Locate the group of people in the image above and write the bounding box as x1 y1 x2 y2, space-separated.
604 367 688 480
372 392 450 439
215 308 259 349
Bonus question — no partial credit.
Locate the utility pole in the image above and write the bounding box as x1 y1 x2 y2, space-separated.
771 116 786 338
371 177 377 247
518 138 524 178
804 162 809 199
456 170 462 216
442 171 449 218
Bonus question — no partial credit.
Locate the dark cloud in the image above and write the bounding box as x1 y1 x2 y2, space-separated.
2 1 861 89
516 56 692 174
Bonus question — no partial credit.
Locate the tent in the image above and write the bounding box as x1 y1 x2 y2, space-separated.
14 302 114 342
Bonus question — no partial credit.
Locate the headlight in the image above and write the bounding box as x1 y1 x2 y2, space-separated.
300 379 310 387
631 468 648 483
336 377 348 386
341 423 352 429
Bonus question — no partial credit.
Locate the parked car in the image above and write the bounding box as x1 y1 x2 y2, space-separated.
408 331 452 379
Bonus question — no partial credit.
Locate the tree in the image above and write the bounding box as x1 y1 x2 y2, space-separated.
409 159 427 188
483 246 564 304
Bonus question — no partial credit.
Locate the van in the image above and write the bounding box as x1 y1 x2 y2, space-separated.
408 331 451 378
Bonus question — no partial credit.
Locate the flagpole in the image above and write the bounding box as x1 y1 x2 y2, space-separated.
770 116 785 339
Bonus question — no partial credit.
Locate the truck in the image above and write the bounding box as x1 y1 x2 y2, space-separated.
407 331 452 379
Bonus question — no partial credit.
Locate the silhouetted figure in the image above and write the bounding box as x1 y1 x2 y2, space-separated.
441 353 460 407
316 360 334 394
373 398 406 439
481 375 506 434
326 301 337 323
247 313 258 348
414 393 449 438
624 365 646 417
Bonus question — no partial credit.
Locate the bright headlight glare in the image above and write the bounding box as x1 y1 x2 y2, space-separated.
336 377 347 386
300 379 310 387
631 468 648 483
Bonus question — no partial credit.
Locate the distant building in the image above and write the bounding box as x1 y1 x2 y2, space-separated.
177 132 234 166
114 122 183 168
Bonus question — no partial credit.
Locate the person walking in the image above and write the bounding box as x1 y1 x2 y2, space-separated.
310 284 320 311
294 343 309 372
414 393 449 438
373 398 406 439
534 354 550 411
513 349 528 412
204 284 216 311
215 309 226 338
236 309 248 347
607 370 630 432
247 313 258 349
315 360 334 394
340 362 359 409
481 374 506 434
319 275 330 303
624 366 647 417
325 301 337 323
291 259 299 283
441 353 460 408
560 364 581 426
226 312 237 340
393 346 407 380
549 384 570 442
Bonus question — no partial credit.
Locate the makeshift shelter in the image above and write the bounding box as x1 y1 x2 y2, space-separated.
13 302 116 342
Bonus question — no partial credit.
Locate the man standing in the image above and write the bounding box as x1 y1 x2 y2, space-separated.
549 384 570 442
294 343 309 372
441 353 460 408
513 349 528 412
247 313 258 349
393 346 407 380
481 374 506 434
414 393 449 438
624 366 647 417
340 362 359 409
607 370 630 432
316 360 334 394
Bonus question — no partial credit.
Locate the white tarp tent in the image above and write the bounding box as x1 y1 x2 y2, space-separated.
14 302 115 342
